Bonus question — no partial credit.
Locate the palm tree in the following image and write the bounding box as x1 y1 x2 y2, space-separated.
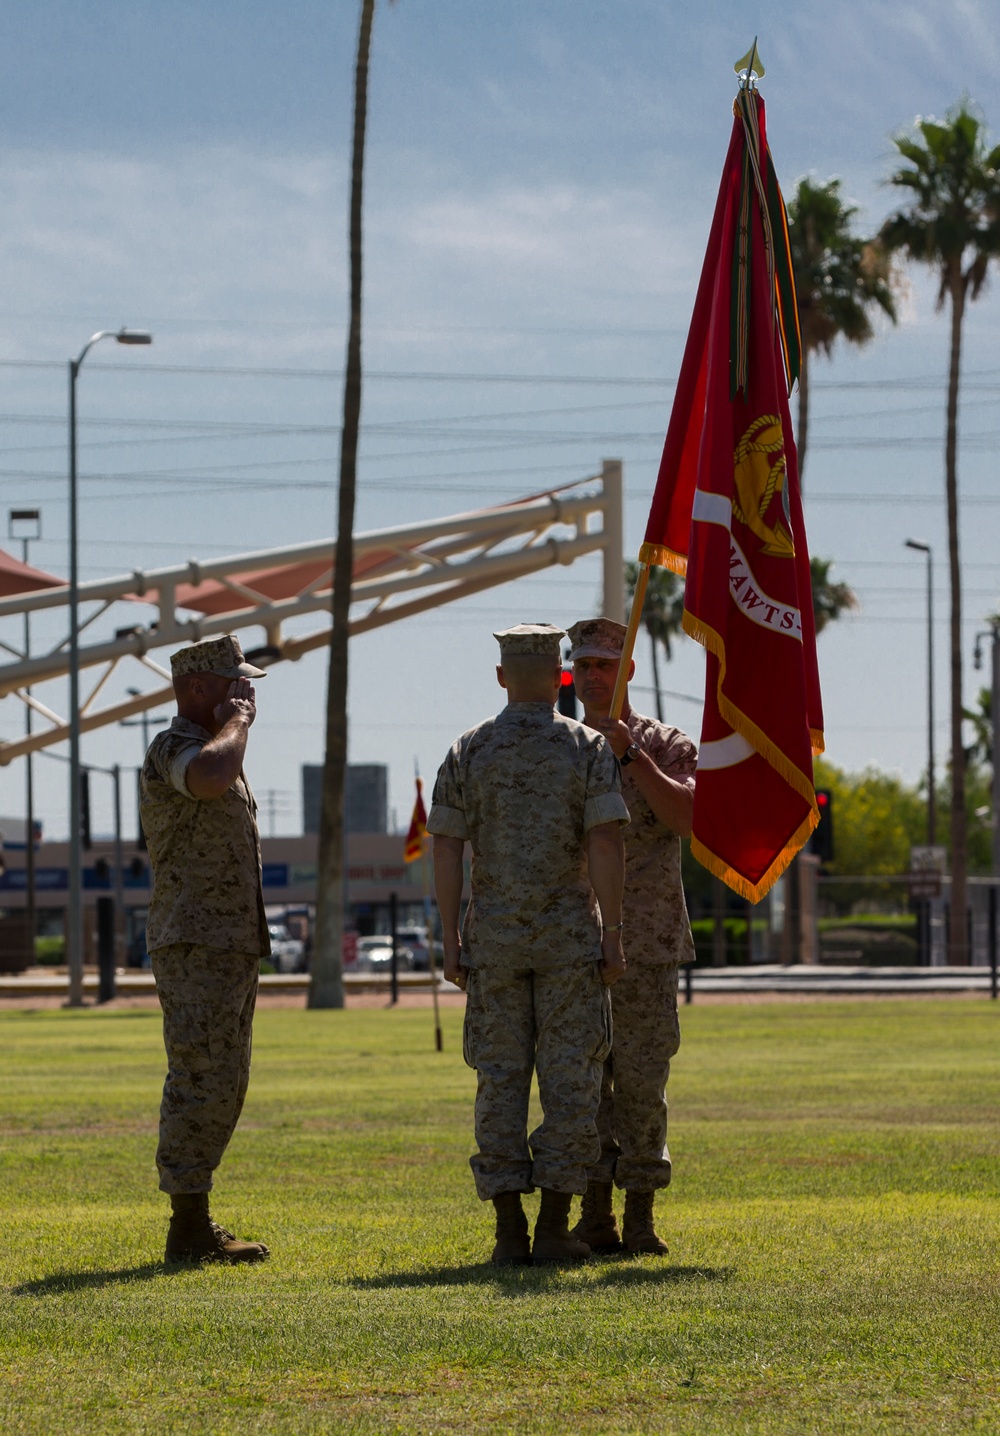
309 0 378 1009
787 177 897 485
624 560 684 721
810 556 859 635
880 102 1000 965
964 687 991 769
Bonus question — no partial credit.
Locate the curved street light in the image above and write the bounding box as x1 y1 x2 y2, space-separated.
67 328 152 1007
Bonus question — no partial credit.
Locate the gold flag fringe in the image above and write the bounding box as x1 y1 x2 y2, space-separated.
691 798 819 903
638 541 687 576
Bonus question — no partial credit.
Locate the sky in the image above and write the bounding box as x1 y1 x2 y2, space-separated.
0 0 998 842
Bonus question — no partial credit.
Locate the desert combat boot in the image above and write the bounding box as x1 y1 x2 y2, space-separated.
622 1189 669 1256
532 1189 591 1263
571 1180 623 1253
165 1192 270 1265
490 1191 532 1266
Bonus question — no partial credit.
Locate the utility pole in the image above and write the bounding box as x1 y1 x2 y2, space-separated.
123 687 170 756
258 789 294 838
120 688 168 846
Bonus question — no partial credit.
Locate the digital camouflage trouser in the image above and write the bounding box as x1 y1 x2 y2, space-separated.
590 963 680 1191
462 960 612 1200
152 943 259 1195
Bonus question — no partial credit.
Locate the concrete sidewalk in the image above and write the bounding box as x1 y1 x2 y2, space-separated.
686 964 997 995
2 964 996 1002
0 968 445 1000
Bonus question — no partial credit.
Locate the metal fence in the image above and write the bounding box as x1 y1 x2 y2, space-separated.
690 871 1000 969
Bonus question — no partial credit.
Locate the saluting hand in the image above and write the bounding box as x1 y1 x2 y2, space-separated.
215 678 257 729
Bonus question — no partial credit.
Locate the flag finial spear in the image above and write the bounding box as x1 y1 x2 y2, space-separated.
734 39 764 89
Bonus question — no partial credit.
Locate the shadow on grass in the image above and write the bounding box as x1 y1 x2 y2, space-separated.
13 1263 178 1295
350 1260 733 1292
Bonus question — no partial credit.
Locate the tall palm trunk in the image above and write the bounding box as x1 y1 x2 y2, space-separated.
946 264 968 964
309 0 375 1008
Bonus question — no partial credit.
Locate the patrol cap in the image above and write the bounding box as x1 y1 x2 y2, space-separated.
493 622 565 657
170 634 267 680
567 617 628 660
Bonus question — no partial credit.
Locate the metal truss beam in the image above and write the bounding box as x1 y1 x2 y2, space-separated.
0 464 623 765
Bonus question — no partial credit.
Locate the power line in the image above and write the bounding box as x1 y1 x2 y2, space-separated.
0 356 998 390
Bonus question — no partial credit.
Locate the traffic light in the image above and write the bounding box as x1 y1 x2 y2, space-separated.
557 668 577 719
809 788 834 864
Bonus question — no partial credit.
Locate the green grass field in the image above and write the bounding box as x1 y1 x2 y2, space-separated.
2 997 999 1434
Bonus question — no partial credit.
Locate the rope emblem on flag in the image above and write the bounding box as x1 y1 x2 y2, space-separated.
732 415 794 557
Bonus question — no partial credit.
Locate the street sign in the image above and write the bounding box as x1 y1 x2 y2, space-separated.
908 874 941 900
909 845 947 902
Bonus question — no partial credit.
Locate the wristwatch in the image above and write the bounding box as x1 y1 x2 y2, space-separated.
620 742 641 767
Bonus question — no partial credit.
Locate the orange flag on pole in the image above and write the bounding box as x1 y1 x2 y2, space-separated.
642 80 824 901
403 776 429 864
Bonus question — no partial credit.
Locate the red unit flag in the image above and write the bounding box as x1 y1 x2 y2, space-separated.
403 776 429 864
642 85 824 900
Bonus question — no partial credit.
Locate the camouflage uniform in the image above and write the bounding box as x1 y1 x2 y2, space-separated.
150 941 259 1193
593 711 697 1191
141 705 270 1196
429 670 629 1201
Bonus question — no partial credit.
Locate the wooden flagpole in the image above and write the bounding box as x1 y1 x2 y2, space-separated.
610 560 650 720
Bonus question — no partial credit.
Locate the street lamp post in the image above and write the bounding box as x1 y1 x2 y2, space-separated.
906 538 935 968
67 328 152 1007
973 622 1000 881
992 623 999 883
905 539 935 846
8 507 41 966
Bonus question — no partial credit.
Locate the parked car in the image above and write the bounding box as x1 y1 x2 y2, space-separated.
352 935 415 973
268 923 306 974
394 925 433 971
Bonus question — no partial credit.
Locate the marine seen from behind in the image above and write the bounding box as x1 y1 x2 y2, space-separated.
428 622 630 1265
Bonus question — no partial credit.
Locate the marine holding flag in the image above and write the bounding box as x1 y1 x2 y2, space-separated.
568 617 697 1257
641 80 824 899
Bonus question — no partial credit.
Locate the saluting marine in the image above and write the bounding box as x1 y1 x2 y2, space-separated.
141 634 272 1265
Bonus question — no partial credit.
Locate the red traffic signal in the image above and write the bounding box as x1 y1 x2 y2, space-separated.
557 668 578 718
809 788 834 864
